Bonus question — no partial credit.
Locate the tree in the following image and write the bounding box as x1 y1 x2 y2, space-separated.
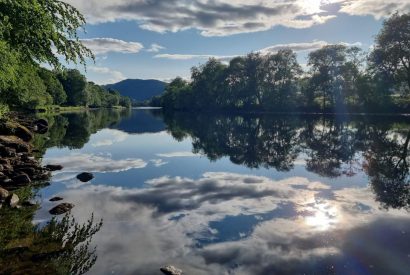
369 13 410 94
0 0 93 68
191 58 227 109
261 49 302 109
58 69 88 106
308 45 362 111
38 68 67 105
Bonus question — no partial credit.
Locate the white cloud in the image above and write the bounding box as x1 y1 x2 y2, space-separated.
80 38 144 55
156 151 198 158
154 53 237 60
88 66 126 85
338 0 410 19
260 40 362 54
146 43 166 53
65 0 336 37
155 40 363 61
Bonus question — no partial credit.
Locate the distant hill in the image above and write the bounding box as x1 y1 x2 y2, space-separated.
105 79 166 102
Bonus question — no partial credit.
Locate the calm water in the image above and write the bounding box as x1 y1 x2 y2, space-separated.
20 109 410 274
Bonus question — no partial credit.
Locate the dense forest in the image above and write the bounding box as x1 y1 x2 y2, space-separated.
0 0 131 117
153 13 410 113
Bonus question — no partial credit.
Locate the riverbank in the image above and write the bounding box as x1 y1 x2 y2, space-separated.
0 113 52 208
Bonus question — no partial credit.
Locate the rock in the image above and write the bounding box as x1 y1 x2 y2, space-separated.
45 164 63 171
76 172 94 182
49 203 74 215
33 119 49 134
0 164 3 172
0 187 9 201
6 193 19 208
12 173 31 185
160 265 183 275
14 124 33 142
49 196 63 202
16 167 36 177
0 136 31 153
0 145 16 157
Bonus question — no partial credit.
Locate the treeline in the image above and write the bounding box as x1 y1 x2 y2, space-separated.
1 66 131 111
153 13 410 113
0 1 130 116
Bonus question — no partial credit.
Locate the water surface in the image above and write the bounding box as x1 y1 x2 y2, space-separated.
30 109 410 274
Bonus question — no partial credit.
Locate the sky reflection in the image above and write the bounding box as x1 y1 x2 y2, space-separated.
34 110 410 275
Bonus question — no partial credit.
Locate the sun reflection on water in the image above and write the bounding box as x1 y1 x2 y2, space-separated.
304 201 339 231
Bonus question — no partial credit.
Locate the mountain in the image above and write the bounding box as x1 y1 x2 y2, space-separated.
105 79 166 102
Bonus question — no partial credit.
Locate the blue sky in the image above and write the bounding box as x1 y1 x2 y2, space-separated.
62 0 410 84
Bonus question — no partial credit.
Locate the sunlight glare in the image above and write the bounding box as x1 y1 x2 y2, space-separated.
305 202 338 231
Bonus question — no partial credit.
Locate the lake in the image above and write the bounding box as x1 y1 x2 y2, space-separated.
6 109 410 274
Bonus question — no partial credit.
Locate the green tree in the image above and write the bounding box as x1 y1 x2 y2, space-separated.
308 45 362 111
0 0 93 68
369 13 410 94
38 68 67 105
58 69 88 106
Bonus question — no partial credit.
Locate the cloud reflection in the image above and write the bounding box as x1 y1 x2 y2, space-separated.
40 172 410 275
45 153 147 174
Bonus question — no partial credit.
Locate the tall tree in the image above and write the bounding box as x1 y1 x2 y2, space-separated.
58 69 88 106
369 13 410 94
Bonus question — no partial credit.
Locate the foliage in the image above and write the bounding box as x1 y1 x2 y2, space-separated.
368 12 410 94
39 68 67 105
0 1 133 112
0 0 93 68
156 13 410 113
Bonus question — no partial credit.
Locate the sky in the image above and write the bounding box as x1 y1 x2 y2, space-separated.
61 0 410 84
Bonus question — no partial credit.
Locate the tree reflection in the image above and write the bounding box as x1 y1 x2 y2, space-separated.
363 128 410 210
163 112 410 210
0 207 102 275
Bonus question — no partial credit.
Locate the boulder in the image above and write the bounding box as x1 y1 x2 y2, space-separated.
45 164 63 171
0 145 16 157
49 196 63 202
160 265 183 275
6 193 19 208
33 119 49 134
0 136 31 153
12 173 31 185
76 172 94 182
14 124 33 142
0 187 9 201
49 203 74 215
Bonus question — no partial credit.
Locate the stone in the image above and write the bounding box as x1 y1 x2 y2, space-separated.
14 124 34 142
49 203 74 215
76 172 94 182
6 193 19 208
49 196 63 202
45 164 63 171
12 173 31 185
33 119 49 134
0 145 16 157
160 265 183 275
0 136 31 153
0 187 9 201
16 167 36 177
